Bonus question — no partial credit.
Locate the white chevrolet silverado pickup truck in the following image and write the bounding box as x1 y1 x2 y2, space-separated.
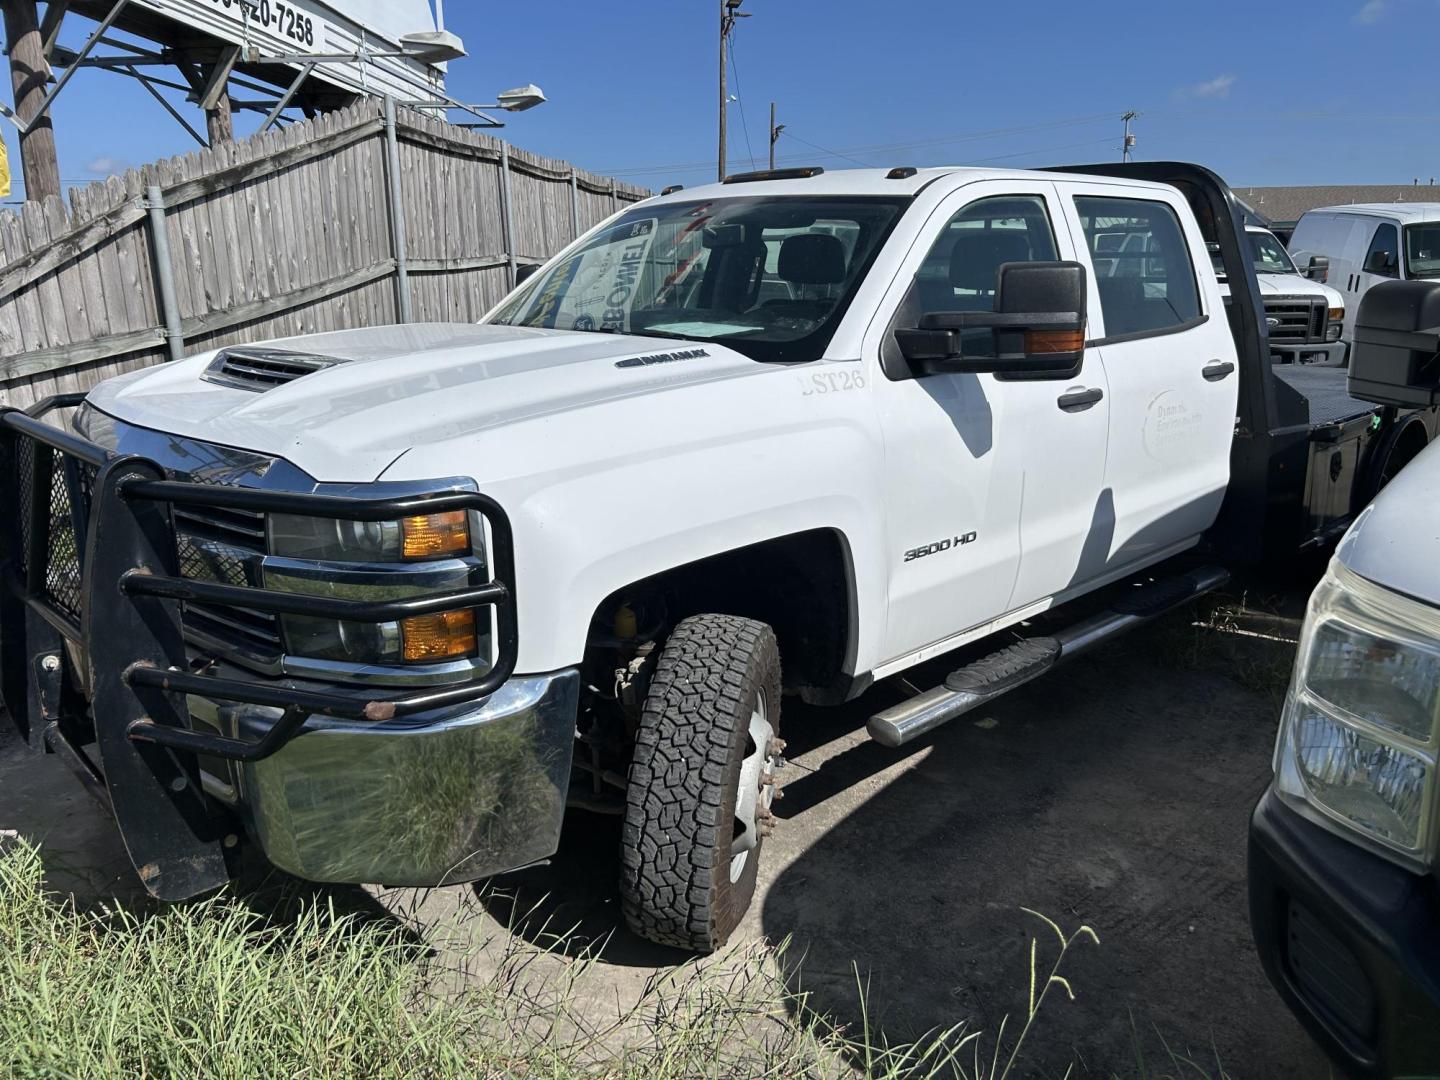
2 161 1435 952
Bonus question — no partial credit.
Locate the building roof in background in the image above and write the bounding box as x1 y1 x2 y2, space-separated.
1235 184 1440 225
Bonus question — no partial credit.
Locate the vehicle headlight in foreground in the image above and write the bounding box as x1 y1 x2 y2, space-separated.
1325 306 1345 341
1274 559 1440 870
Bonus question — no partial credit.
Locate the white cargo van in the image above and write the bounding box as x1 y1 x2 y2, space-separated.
1288 203 1440 341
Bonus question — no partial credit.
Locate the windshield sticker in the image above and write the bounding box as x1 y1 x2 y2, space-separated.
646 320 762 337
526 218 658 333
616 347 711 369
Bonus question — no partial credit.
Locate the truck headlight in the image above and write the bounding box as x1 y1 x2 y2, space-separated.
280 610 478 665
1274 560 1440 868
1325 306 1344 340
270 511 472 562
268 510 486 667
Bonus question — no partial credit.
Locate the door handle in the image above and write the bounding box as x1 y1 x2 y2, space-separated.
1202 360 1235 381
1057 387 1104 411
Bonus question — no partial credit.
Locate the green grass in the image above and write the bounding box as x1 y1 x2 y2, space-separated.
0 837 1226 1079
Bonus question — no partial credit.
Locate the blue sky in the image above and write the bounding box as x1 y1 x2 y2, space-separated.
5 0 1440 203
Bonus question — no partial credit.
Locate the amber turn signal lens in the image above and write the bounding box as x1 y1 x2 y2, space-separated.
401 609 477 662
1328 307 1345 322
401 511 470 559
1024 328 1085 355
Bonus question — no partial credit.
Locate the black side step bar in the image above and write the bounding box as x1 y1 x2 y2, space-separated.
867 566 1230 747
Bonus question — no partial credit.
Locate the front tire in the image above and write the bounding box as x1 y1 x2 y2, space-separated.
620 614 781 952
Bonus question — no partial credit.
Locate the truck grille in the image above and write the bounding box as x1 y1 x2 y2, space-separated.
1264 296 1327 344
173 504 282 663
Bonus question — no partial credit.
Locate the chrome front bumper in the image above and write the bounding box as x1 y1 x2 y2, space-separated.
192 669 579 887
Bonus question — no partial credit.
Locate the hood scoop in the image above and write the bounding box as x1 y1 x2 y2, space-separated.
202 347 346 392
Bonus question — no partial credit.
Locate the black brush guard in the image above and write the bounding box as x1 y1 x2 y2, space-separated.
0 394 518 899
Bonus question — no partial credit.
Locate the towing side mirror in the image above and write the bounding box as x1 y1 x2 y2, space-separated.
895 261 1087 378
1304 255 1329 282
515 263 541 286
1349 279 1440 408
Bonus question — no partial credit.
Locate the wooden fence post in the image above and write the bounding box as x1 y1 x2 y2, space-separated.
569 169 579 240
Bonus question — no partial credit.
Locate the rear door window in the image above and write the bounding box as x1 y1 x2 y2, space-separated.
1074 196 1201 338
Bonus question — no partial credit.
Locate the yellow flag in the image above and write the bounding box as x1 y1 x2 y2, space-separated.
0 136 10 199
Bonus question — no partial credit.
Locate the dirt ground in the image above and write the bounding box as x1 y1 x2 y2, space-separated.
0 588 1338 1078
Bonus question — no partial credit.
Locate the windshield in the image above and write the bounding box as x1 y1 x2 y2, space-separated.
1405 223 1440 279
486 195 908 363
1248 230 1297 275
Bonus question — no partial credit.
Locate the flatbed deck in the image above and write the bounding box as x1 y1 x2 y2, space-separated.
1271 363 1375 427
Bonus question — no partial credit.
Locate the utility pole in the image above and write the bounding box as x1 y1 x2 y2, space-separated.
718 0 748 181
1 0 61 201
206 95 234 146
769 100 784 170
1121 110 1137 163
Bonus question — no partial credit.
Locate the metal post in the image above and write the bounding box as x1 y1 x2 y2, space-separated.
569 169 580 239
261 62 315 134
717 0 727 181
382 96 411 322
499 141 517 289
145 185 184 364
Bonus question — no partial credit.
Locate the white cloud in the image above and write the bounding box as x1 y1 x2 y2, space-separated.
1355 0 1386 22
84 156 130 176
1176 73 1237 100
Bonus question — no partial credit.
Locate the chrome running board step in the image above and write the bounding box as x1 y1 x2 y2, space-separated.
867 565 1229 747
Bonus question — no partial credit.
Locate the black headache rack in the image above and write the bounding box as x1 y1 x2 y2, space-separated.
0 394 518 900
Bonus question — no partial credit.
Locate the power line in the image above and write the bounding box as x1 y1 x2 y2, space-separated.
778 129 874 168
599 111 1117 176
727 33 757 171
959 136 1118 165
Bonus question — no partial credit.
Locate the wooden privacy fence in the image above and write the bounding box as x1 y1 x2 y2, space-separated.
0 97 649 409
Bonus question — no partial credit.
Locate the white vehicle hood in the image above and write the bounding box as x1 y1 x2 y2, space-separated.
86 323 771 482
1253 273 1343 307
1337 438 1440 607
1216 274 1343 307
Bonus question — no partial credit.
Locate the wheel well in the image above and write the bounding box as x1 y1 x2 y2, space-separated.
1389 418 1429 473
586 529 856 704
1361 414 1429 508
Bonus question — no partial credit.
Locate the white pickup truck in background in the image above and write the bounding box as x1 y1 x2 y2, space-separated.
1210 225 1346 365
2 161 1435 953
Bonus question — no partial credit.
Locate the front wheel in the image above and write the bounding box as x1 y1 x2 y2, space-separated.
619 614 781 952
